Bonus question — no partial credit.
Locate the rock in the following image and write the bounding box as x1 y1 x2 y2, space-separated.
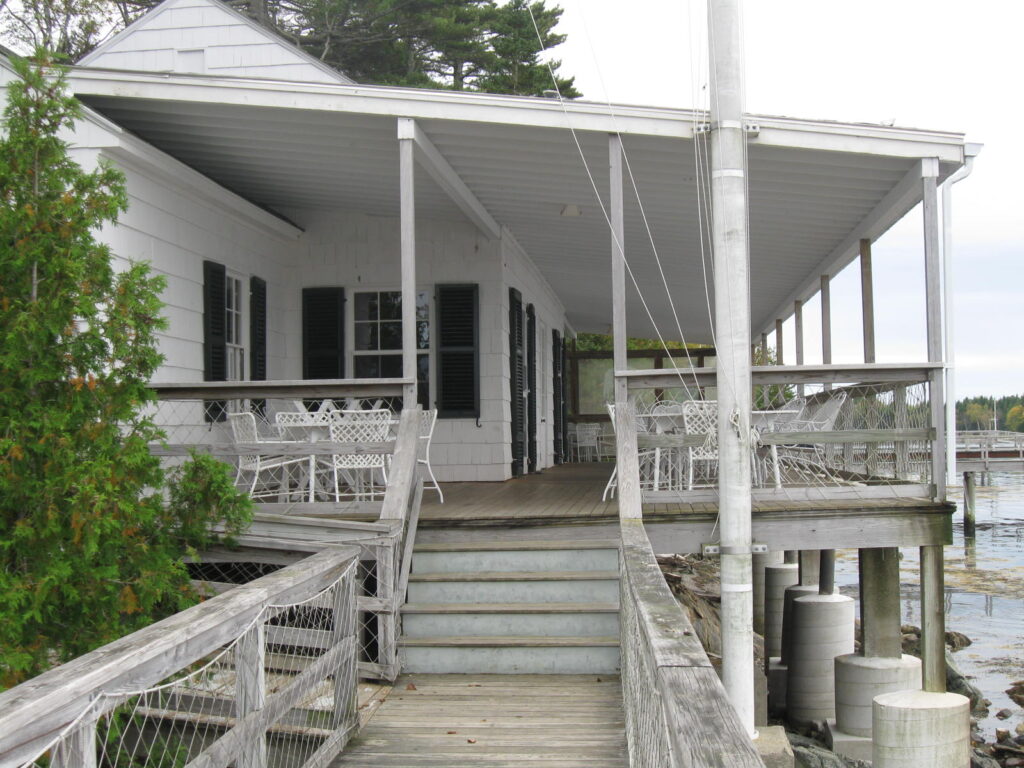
1007 680 1024 707
997 729 1011 743
970 749 1001 768
792 743 870 768
997 708 1013 720
1016 722 1024 737
946 630 973 651
947 650 988 715
1006 759 1024 768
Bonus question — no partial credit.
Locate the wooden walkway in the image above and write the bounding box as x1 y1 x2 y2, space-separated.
332 674 628 767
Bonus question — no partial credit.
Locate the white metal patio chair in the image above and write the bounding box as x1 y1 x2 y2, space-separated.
275 409 335 501
771 390 849 478
574 423 602 462
682 400 718 490
228 412 306 499
419 408 443 502
327 409 393 501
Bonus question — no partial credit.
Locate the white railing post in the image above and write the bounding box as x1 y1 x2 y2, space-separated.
51 721 97 768
236 622 268 768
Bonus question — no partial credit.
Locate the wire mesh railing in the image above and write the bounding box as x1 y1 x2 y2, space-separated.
0 547 360 768
614 363 941 504
618 519 764 767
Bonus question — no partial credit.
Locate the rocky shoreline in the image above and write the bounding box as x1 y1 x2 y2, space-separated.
657 553 1023 768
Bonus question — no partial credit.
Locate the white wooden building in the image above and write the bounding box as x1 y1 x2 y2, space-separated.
1 0 974 486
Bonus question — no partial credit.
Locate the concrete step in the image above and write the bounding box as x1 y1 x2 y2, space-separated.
411 540 619 575
401 602 620 638
406 570 620 604
399 636 621 674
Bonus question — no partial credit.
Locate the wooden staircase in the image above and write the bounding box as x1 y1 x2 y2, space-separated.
398 540 621 674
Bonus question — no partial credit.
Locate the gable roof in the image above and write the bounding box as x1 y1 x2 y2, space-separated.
78 0 353 85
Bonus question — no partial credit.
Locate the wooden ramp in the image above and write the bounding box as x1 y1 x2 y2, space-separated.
332 673 628 767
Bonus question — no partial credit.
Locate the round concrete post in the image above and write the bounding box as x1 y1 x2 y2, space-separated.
834 654 921 737
753 550 784 636
786 593 855 725
872 690 970 767
764 562 798 659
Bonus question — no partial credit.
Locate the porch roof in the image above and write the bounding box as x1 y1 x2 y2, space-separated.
67 66 969 344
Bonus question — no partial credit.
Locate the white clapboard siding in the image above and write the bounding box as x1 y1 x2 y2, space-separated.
79 0 353 85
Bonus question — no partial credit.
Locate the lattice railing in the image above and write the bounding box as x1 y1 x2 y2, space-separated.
0 548 360 768
619 519 764 767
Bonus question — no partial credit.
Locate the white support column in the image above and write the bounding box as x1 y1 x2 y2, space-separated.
794 299 804 397
860 239 876 364
922 160 946 500
398 119 418 405
942 178 957 486
821 275 832 392
708 0 755 735
609 134 641 518
775 318 784 364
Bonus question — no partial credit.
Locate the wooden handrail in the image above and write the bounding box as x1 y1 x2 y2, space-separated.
150 378 410 400
0 547 358 767
619 520 764 766
620 362 941 389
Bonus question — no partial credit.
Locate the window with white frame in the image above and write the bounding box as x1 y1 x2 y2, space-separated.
224 273 245 381
352 290 429 407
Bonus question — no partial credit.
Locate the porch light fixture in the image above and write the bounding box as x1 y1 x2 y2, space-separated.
560 204 583 218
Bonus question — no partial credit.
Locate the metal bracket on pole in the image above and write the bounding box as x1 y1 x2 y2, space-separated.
702 543 768 557
694 121 760 136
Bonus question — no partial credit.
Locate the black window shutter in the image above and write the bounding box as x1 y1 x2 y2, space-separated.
202 260 227 422
303 287 345 379
250 276 267 416
436 284 479 419
509 288 525 477
526 304 537 473
552 329 564 464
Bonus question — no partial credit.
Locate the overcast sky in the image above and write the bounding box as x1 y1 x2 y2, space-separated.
551 0 1021 398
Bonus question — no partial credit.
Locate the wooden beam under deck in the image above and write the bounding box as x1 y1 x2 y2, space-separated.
271 464 953 552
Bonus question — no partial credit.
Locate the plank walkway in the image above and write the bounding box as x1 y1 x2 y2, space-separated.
332 674 628 767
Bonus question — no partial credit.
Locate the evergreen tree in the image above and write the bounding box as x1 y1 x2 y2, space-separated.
0 54 192 686
478 0 578 97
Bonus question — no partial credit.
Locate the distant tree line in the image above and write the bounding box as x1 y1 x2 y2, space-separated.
0 0 580 97
956 394 1024 432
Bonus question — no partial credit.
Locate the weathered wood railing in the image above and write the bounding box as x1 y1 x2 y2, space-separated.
619 519 764 766
0 547 360 768
618 363 942 503
146 381 425 682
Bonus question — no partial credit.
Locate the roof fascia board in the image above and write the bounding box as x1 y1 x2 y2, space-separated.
67 68 968 159
78 0 353 84
398 117 501 240
757 159 927 334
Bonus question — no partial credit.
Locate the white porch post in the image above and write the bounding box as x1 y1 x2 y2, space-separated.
922 159 946 500
708 0 755 735
609 134 642 518
398 119 418 405
794 299 804 397
820 275 831 365
860 239 876 364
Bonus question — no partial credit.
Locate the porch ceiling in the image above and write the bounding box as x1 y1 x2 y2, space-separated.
73 73 966 344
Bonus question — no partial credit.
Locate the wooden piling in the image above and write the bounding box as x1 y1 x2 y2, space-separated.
963 471 976 538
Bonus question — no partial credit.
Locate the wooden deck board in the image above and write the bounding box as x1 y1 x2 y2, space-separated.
332 674 627 768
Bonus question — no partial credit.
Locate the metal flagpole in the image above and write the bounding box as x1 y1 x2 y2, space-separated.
707 0 755 735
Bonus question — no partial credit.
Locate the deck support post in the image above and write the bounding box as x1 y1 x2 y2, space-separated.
963 471 976 537
858 548 901 658
398 119 418 406
708 0 755 735
920 544 946 692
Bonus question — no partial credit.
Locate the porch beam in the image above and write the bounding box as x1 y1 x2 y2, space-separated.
398 118 501 240
399 120 418 405
620 362 941 389
758 160 928 336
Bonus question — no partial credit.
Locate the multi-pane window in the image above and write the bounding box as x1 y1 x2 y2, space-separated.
225 274 245 381
353 290 429 407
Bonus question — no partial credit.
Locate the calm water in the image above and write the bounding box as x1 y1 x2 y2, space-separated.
834 471 1024 739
